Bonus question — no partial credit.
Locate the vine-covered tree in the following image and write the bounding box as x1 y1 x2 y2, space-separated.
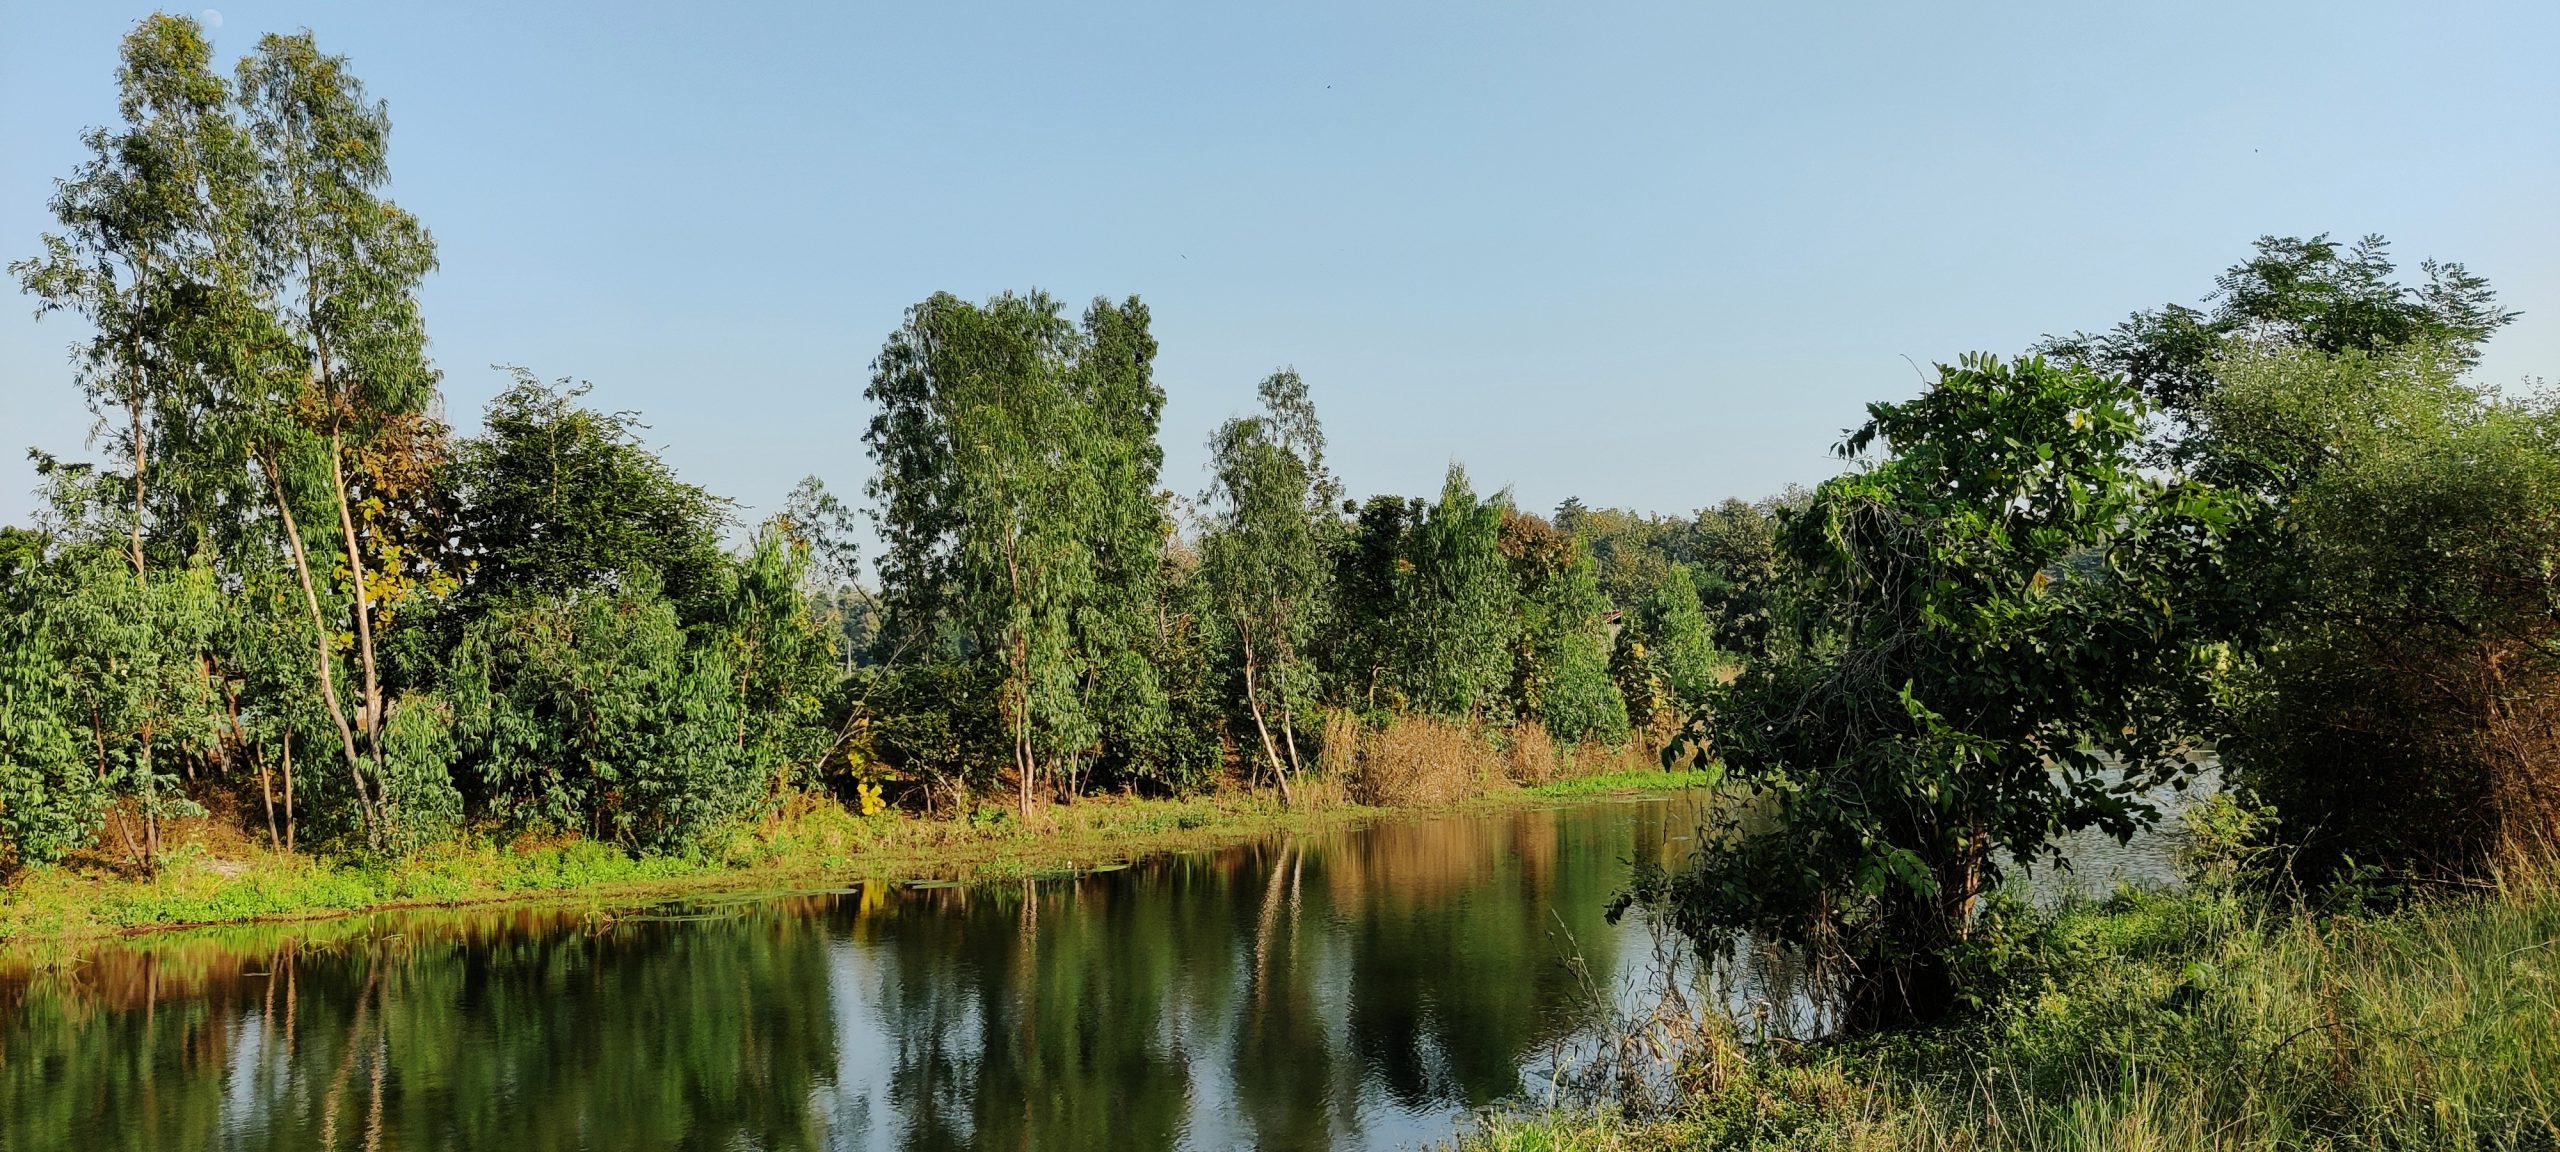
1392 466 1518 718
446 577 752 852
1638 563 1719 711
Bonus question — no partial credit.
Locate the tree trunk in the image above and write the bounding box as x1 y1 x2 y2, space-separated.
95 708 144 871
283 730 297 853
256 739 282 853
328 430 384 766
1280 704 1304 783
268 460 378 836
1239 624 1295 806
1005 533 1036 822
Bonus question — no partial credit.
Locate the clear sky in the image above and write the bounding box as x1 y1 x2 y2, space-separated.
5 1 2555 541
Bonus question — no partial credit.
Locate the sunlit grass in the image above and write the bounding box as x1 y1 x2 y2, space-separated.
1455 862 2560 1151
1526 767 1721 798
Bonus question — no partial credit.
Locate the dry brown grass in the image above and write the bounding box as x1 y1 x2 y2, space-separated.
1343 714 1505 807
1506 722 1561 785
1318 708 1365 781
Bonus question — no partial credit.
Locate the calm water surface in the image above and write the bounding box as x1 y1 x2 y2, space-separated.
0 783 2200 1152
4 798 1714 1152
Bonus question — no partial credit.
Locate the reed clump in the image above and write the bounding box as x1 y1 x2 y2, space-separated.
1345 714 1497 807
1506 722 1561 786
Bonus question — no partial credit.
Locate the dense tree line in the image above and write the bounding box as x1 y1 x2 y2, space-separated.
0 16 1753 873
6 21 2553 1047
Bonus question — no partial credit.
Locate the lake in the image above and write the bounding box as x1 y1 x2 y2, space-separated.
0 782 2198 1151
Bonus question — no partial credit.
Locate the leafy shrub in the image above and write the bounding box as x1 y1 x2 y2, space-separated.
374 691 464 856
447 583 758 854
2204 346 2560 883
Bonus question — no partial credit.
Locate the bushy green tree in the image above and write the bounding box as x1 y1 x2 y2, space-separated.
374 689 463 854
446 580 752 853
0 530 102 872
2056 234 2548 885
1557 503 1675 615
1324 493 1425 708
1393 467 1517 718
864 291 1171 815
1499 512 1626 745
0 531 229 873
1639 564 1720 710
2203 345 2560 880
1651 355 2229 1028
1687 497 1789 655
1126 540 1228 793
453 373 732 616
706 526 843 798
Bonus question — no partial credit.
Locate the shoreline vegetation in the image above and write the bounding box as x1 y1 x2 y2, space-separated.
1455 843 2560 1151
6 14 2557 1152
0 764 1717 951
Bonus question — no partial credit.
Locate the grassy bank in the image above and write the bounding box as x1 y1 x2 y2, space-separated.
0 767 1714 948
1460 865 2560 1151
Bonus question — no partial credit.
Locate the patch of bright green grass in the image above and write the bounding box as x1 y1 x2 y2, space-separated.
1525 767 1721 798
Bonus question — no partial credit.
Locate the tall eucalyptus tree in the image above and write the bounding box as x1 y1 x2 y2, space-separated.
871 291 1172 816
11 15 260 867
1200 370 1337 801
12 13 257 580
1062 298 1174 791
234 31 441 843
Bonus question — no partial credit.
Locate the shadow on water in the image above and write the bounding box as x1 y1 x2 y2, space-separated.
0 775 2204 1151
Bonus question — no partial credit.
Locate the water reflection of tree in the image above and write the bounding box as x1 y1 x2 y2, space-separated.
5 802 1671 1151
1323 809 1626 1114
2 903 847 1151
853 873 1206 1151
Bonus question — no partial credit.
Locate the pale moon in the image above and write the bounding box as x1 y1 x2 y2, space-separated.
201 8 223 28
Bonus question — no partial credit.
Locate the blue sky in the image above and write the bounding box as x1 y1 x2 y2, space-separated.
5 1 2555 541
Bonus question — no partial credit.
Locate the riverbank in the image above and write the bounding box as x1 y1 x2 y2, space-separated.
1457 861 2560 1151
0 767 1717 950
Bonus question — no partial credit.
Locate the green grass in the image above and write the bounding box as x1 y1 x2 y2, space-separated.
1525 767 1721 798
1457 867 2560 1151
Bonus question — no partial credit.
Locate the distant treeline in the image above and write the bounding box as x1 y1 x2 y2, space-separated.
6 17 2557 1035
